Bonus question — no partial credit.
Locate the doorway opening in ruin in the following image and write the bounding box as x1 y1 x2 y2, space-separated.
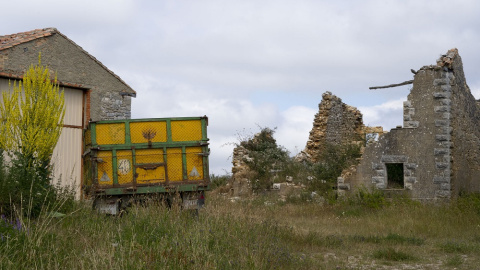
386 163 404 189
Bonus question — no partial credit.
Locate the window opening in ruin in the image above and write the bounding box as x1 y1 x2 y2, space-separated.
386 163 404 189
365 133 379 145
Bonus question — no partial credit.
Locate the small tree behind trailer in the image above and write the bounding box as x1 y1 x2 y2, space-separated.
83 116 210 214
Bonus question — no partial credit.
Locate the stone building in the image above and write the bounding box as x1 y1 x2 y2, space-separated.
0 28 136 198
339 48 479 200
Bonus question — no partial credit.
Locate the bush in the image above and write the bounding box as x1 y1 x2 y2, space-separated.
210 174 230 190
0 152 56 217
239 127 290 191
354 187 388 209
0 55 67 218
373 247 416 261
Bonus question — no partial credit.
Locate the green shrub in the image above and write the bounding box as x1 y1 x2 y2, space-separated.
455 192 480 215
239 127 290 191
0 152 56 217
354 187 388 209
372 247 415 261
209 174 230 190
307 142 362 200
439 241 472 253
444 254 463 267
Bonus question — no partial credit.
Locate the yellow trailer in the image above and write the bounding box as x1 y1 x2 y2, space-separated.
83 116 210 214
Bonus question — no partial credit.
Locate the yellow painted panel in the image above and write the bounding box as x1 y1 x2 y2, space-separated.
97 151 113 186
171 120 202 142
136 149 166 184
96 123 125 145
117 150 133 185
84 129 91 145
130 121 167 144
186 147 204 180
167 148 183 181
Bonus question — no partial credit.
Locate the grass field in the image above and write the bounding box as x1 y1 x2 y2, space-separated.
1 191 480 269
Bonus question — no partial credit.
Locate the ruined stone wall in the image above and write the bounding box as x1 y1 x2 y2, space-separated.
230 145 253 196
0 33 132 121
342 49 480 200
447 50 480 194
303 91 365 162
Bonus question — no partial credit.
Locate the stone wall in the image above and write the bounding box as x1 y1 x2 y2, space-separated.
0 30 133 121
301 91 382 163
342 48 480 200
230 145 253 196
448 50 480 194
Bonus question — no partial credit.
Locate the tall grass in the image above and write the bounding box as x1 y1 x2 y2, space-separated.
1 192 480 269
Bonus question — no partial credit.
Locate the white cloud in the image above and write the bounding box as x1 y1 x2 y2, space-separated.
2 0 480 176
359 98 405 130
276 106 317 155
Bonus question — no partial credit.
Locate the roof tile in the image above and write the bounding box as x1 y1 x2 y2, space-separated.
0 28 56 50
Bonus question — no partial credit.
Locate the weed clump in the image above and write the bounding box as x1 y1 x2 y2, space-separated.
372 247 416 261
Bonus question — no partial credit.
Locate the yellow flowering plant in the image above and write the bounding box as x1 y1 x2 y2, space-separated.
0 53 65 166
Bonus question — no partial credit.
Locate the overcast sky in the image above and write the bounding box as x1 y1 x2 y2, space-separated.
3 0 480 175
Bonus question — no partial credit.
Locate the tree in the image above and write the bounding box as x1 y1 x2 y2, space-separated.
0 53 65 167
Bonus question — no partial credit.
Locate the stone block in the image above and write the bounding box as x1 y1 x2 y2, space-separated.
433 78 449 86
375 183 386 189
441 141 453 148
440 99 451 106
405 177 417 183
403 115 412 121
433 92 451 99
434 106 450 113
435 190 451 198
435 134 451 141
404 121 419 128
405 183 413 190
372 176 385 184
441 169 451 177
434 120 449 127
381 155 407 163
403 100 412 107
441 85 452 92
404 108 415 115
434 148 449 155
440 127 453 135
445 72 455 81
372 163 383 170
376 170 385 177
441 183 451 190
338 183 350 190
433 176 449 184
442 113 451 119
405 163 417 170
436 162 449 169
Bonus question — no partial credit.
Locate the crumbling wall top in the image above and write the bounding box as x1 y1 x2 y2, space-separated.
436 48 458 69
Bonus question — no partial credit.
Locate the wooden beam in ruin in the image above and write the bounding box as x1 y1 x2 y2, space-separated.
369 80 414 90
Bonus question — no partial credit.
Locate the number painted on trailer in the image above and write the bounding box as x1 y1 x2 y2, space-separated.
118 159 131 175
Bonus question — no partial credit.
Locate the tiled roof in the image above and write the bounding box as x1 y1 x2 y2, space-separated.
0 28 136 95
0 28 56 50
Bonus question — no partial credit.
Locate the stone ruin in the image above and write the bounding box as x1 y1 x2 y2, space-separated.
297 91 384 163
230 48 479 201
230 130 304 198
230 142 253 197
340 48 480 200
